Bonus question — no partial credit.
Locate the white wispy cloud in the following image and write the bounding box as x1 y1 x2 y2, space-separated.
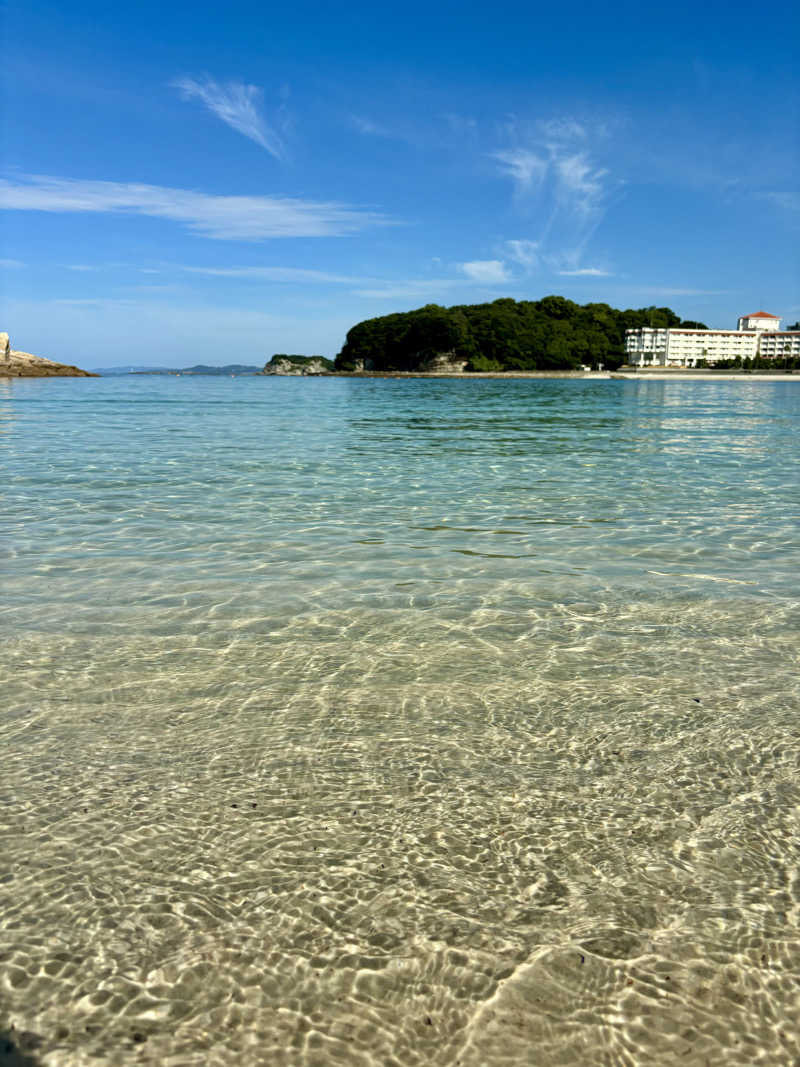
505 239 541 271
60 261 371 286
0 257 25 268
558 267 611 276
495 143 608 224
53 297 139 307
536 117 589 142
553 153 608 219
35 256 517 303
65 261 164 272
131 284 185 293
180 265 366 283
492 117 615 271
352 280 463 300
0 175 390 240
353 272 520 301
173 77 287 160
459 259 512 284
505 241 611 278
493 148 548 191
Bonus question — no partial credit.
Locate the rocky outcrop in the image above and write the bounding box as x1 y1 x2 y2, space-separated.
417 350 468 374
0 332 96 377
262 355 333 376
349 353 466 374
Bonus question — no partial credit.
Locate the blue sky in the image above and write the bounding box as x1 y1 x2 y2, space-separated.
1 0 798 368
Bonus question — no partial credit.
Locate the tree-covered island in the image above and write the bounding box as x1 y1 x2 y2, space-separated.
334 296 706 373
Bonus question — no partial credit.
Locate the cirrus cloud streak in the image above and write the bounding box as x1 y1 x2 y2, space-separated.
0 174 391 240
173 77 287 160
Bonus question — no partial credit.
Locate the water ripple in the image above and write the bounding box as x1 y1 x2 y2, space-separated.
1 377 799 1064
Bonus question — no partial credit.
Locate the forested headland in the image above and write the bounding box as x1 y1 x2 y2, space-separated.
334 296 706 372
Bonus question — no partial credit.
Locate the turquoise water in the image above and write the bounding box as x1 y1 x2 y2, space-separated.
2 375 800 1065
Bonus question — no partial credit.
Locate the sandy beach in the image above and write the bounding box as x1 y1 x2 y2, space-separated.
611 372 800 381
332 370 800 381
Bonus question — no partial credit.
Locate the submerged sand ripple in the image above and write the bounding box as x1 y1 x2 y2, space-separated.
2 593 800 1066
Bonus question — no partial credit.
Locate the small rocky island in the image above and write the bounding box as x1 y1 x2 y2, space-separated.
261 354 334 376
0 332 96 377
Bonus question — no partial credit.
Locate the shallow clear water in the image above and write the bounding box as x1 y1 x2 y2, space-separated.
2 375 799 1066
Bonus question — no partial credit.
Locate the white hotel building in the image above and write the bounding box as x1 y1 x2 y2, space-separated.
626 311 800 367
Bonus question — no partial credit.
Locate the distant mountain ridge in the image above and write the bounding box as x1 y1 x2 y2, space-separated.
96 364 262 376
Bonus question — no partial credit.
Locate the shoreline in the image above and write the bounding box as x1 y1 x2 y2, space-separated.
324 370 800 382
7 368 798 382
612 372 800 381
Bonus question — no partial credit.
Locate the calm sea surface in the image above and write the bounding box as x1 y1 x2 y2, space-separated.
2 375 800 1066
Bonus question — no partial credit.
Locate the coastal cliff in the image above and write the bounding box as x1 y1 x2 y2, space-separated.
0 332 97 377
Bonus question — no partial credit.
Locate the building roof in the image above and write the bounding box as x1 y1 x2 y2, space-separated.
742 311 780 319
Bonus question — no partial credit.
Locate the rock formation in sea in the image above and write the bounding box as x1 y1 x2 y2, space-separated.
0 332 97 377
261 354 334 376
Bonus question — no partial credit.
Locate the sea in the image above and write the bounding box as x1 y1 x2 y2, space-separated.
2 374 799 1066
